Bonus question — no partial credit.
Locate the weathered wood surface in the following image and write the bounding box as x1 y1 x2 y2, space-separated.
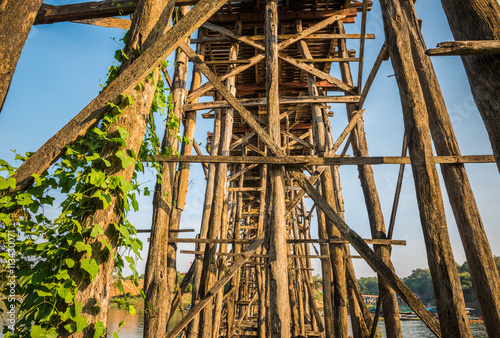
265 1 291 336
0 0 44 113
191 33 375 44
70 17 131 29
427 40 500 56
66 0 172 336
337 18 402 336
406 1 500 335
439 0 500 172
143 5 188 336
151 154 496 165
380 0 472 336
34 0 198 25
10 0 230 194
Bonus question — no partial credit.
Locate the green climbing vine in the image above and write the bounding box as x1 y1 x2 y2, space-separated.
0 31 174 338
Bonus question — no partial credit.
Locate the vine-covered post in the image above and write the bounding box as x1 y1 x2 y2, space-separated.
143 5 190 337
68 0 174 336
0 0 43 113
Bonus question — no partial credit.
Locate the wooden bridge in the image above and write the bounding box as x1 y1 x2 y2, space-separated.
1 0 499 337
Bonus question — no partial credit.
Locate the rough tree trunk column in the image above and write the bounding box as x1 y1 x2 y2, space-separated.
0 0 43 113
69 1 173 336
143 5 190 337
336 20 403 338
402 2 500 336
265 0 291 336
439 0 500 172
379 0 472 337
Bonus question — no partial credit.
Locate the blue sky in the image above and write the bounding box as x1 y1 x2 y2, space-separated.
0 0 498 278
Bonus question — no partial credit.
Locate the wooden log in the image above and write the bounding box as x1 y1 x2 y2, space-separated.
143 5 189 337
70 17 131 29
426 40 500 56
10 0 230 193
65 1 173 336
184 95 360 111
406 2 500 335
286 167 442 337
439 0 500 172
0 0 44 113
265 1 291 336
337 19 402 337
191 33 375 43
151 154 496 165
380 1 472 336
166 235 266 338
33 0 199 25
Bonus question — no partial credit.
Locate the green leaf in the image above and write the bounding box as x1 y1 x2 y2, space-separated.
76 316 88 333
81 258 99 280
91 190 111 209
113 332 120 338
90 224 104 238
118 321 125 327
93 320 105 338
30 326 58 338
32 173 42 186
116 150 135 169
65 258 75 268
129 304 136 315
36 290 53 297
0 176 16 190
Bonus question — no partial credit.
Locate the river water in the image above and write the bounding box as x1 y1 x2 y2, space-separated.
106 307 489 337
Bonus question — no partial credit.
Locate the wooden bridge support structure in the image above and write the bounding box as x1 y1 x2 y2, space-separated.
2 0 500 337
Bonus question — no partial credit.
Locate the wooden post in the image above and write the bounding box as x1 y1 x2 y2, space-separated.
379 0 472 336
144 6 190 337
403 1 500 335
439 0 500 172
265 0 291 336
0 0 43 113
337 20 403 338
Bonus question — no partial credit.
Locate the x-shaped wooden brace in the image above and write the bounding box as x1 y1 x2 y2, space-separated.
180 41 442 337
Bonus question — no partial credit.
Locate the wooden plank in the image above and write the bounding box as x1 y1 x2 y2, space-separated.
187 12 350 102
166 235 265 338
151 154 496 165
190 33 375 43
10 0 230 193
34 0 199 25
180 251 330 259
426 40 500 56
207 7 357 23
70 17 131 29
184 96 360 111
167 238 406 245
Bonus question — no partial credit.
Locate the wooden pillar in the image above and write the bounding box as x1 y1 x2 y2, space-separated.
403 2 500 336
265 0 291 335
439 0 500 172
144 5 190 336
0 0 43 112
256 164 268 338
187 28 213 338
337 20 402 338
379 0 472 336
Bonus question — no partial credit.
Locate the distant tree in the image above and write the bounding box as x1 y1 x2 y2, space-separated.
494 256 500 275
403 268 434 301
357 277 379 295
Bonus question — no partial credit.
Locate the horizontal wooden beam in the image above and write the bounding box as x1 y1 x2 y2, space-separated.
149 154 495 165
426 40 500 56
180 251 330 259
204 58 359 65
145 237 406 246
207 8 357 23
34 0 198 25
191 33 375 43
184 96 360 111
